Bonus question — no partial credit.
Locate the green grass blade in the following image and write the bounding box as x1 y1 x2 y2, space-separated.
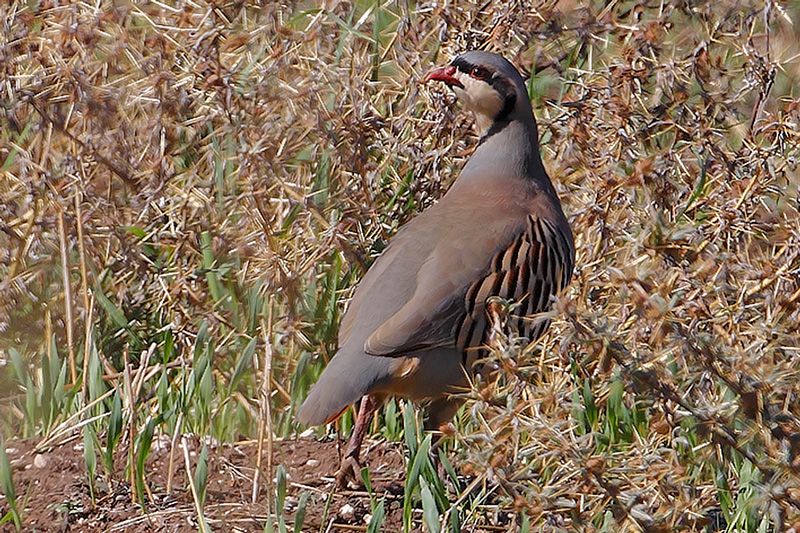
292 492 309 533
94 283 130 330
0 439 21 530
83 424 97 503
229 337 257 393
194 444 208 508
420 477 441 533
105 391 123 474
366 499 385 533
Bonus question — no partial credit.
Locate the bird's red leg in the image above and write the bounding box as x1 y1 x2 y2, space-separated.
335 395 379 488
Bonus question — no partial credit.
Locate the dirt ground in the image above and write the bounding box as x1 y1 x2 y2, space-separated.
1 435 410 532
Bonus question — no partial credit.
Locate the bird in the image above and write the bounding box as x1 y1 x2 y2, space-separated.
297 51 574 487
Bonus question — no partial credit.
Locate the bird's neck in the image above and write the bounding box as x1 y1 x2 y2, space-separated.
461 116 550 189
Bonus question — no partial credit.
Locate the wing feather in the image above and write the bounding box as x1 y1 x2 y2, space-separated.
364 209 573 361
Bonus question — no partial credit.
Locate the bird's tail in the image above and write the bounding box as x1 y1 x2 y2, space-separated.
296 349 390 426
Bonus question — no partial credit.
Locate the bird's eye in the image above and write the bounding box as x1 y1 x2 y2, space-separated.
470 66 490 80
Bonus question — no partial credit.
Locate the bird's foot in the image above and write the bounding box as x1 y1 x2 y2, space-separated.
335 455 363 489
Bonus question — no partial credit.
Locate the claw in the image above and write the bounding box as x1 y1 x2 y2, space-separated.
333 396 380 489
335 455 363 489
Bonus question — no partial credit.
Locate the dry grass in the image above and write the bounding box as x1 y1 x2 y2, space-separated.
1 0 800 531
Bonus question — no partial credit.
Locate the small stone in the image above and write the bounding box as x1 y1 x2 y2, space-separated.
153 435 171 452
4 447 17 455
283 496 297 513
33 454 49 469
96 479 110 495
339 503 355 521
364 514 373 526
305 459 319 467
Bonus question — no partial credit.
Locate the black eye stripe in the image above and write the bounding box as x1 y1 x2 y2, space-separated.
451 58 497 83
450 55 518 121
451 57 475 75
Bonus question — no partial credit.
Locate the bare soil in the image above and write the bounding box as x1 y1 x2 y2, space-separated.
1 436 409 532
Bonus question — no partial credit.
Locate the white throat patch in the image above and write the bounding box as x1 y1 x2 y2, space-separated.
452 70 505 133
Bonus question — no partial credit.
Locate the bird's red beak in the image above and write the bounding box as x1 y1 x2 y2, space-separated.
423 65 464 88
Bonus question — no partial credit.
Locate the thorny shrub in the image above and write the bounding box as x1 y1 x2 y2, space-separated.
1 0 799 530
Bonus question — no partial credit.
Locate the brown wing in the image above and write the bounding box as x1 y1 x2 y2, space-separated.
364 210 525 356
455 215 574 368
364 211 573 361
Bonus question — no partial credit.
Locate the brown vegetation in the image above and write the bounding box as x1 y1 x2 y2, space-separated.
1 0 799 530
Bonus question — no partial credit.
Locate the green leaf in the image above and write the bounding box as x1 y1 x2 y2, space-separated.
83 424 97 503
314 251 343 341
407 434 431 489
366 499 385 533
105 391 123 474
292 492 309 533
310 151 330 208
134 418 156 506
448 509 461 533
402 402 418 457
383 398 398 440
361 466 376 507
162 329 175 364
276 464 287 514
8 349 27 386
420 477 441 533
438 450 459 489
194 321 210 363
199 360 214 407
194 444 209 508
0 438 21 530
520 512 531 533
122 225 147 239
53 356 67 414
229 337 257 393
94 283 130 330
200 231 224 303
24 376 36 436
404 433 432 532
1 119 32 172
86 340 106 406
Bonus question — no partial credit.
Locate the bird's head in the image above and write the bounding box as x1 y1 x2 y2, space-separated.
424 51 532 133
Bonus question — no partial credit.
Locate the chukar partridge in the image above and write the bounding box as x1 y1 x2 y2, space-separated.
298 51 574 487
